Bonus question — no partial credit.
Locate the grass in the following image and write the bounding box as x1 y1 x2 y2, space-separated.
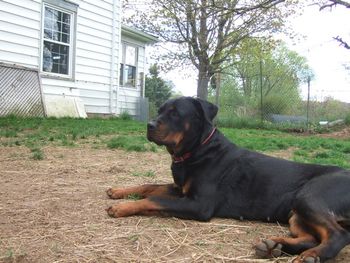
107 136 157 152
126 193 143 200
0 116 349 168
0 116 145 149
221 128 350 169
131 170 156 178
30 147 44 160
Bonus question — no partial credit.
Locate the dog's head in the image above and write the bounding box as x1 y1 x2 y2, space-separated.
147 97 218 154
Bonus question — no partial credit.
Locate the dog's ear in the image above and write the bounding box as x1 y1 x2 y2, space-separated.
193 98 218 123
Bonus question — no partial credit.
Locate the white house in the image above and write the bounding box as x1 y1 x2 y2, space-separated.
0 0 157 119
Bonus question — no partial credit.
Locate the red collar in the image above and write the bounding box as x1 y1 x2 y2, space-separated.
172 127 216 163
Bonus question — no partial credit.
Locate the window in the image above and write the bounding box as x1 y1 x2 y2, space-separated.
42 4 74 76
119 44 137 87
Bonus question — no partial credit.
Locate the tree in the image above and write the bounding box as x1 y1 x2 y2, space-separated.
125 0 300 100
145 64 173 109
216 38 313 118
317 0 350 50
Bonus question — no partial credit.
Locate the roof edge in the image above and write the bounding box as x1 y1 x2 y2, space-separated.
121 25 158 44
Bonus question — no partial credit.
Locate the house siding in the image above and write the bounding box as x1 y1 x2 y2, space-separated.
118 35 147 116
0 0 152 117
0 0 41 69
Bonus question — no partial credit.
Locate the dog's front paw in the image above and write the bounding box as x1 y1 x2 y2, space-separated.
106 188 124 199
293 255 321 263
255 239 283 258
106 202 134 218
106 204 122 217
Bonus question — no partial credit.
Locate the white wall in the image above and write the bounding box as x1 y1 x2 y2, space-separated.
118 35 147 116
0 0 41 69
0 0 147 116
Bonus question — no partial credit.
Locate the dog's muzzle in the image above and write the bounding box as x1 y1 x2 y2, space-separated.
147 121 157 142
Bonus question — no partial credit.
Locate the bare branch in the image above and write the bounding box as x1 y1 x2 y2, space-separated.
319 0 350 10
334 36 350 49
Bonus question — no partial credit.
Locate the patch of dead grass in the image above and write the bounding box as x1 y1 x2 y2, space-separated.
0 146 349 262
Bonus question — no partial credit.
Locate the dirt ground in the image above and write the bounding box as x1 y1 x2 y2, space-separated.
316 126 350 139
1 144 350 262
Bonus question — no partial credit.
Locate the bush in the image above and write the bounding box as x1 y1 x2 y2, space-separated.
345 113 350 125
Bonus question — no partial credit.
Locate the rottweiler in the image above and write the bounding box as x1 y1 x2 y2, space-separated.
106 96 350 263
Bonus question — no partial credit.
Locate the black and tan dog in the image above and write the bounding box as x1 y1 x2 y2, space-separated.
106 96 350 263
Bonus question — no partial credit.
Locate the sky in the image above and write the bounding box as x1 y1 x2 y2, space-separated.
289 4 350 103
158 4 350 103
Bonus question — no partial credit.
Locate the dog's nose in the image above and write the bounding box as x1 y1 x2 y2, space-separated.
147 121 157 131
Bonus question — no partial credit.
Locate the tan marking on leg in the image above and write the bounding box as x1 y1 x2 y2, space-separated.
107 199 163 218
182 178 192 195
107 184 175 199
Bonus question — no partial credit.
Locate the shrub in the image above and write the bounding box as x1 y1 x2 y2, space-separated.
345 113 350 125
119 111 132 121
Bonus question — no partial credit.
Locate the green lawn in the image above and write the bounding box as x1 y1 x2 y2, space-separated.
1 116 349 168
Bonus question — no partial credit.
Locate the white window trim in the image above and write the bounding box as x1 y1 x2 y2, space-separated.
119 42 139 89
40 3 75 79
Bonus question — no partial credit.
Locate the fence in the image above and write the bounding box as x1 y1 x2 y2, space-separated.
0 64 46 117
213 69 350 131
135 97 149 122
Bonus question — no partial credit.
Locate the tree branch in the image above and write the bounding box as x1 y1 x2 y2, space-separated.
319 0 350 10
334 36 350 49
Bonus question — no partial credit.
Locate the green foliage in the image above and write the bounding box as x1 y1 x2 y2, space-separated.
261 94 293 116
217 116 263 129
308 97 350 122
212 39 314 128
345 113 350 125
125 0 300 99
145 64 173 109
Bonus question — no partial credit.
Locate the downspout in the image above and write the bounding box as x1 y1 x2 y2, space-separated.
116 2 121 115
110 0 117 114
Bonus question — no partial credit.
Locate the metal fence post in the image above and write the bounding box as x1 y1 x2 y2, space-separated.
260 60 263 124
306 76 311 130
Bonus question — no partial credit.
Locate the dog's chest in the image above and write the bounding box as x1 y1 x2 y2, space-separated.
171 162 192 195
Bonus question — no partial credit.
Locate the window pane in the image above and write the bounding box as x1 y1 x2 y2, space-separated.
125 65 136 87
44 7 59 41
44 6 70 44
125 46 136 66
43 41 69 74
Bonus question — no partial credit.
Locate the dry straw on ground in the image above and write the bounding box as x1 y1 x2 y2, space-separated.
0 144 349 262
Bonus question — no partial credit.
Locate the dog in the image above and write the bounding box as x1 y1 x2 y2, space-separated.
106 96 350 263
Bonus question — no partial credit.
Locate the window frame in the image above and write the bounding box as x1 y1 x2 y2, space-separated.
119 42 138 89
40 2 76 79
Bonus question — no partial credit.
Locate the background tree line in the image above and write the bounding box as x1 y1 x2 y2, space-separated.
139 0 350 126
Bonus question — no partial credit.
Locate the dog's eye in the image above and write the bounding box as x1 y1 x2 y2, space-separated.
169 110 179 118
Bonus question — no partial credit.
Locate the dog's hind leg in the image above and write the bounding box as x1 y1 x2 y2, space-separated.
291 212 350 263
291 173 350 262
255 211 319 259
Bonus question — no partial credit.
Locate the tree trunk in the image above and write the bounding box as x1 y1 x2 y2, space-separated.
214 73 221 107
197 71 210 100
